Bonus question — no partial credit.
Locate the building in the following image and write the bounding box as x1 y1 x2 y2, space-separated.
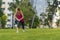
1 0 14 28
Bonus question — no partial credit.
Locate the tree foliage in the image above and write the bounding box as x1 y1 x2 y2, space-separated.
1 15 7 28
9 0 39 27
0 0 7 28
46 0 58 28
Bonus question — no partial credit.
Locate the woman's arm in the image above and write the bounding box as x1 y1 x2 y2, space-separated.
14 13 20 21
19 11 24 21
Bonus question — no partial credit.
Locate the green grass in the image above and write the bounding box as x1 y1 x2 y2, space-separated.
0 28 60 40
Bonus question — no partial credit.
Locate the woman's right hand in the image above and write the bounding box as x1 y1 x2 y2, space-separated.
17 19 20 21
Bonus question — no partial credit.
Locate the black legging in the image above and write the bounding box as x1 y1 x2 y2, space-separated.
15 20 25 29
17 21 25 29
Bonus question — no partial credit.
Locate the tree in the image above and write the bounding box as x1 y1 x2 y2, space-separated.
40 12 48 28
0 0 7 28
33 15 39 28
9 0 39 28
1 15 7 28
0 0 2 7
0 0 4 17
46 0 58 28
0 14 7 29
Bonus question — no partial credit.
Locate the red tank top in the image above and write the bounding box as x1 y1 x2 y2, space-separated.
16 12 24 22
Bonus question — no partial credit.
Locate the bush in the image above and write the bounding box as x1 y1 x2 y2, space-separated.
1 14 7 29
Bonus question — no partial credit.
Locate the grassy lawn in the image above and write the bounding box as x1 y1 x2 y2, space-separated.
0 28 60 40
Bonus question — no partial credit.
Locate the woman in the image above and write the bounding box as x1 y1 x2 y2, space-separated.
15 8 25 33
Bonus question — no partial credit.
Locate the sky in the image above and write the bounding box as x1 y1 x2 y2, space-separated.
30 0 48 17
30 0 59 22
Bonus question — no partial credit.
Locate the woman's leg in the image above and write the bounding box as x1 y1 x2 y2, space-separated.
16 21 20 33
21 22 25 30
17 21 20 28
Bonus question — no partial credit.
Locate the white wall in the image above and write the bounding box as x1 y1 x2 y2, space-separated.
2 0 14 27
